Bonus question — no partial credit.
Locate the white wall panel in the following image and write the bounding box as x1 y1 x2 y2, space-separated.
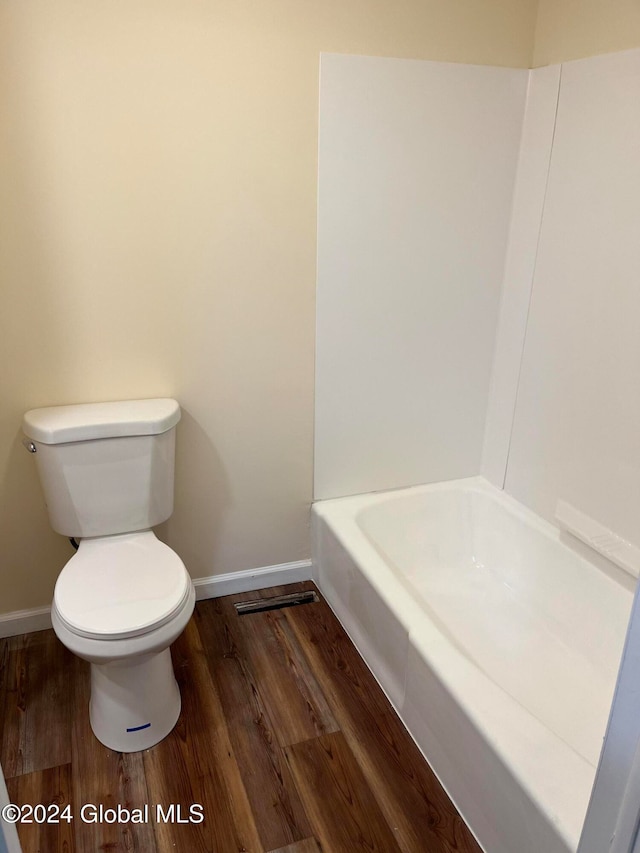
505 49 640 548
481 64 560 487
315 54 527 499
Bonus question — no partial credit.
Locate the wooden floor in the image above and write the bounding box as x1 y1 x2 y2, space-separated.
0 582 481 853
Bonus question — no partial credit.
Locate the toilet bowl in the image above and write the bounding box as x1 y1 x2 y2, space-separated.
51 531 195 752
22 398 194 752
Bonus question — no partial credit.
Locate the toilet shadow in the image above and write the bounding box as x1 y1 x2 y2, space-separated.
0 426 74 611
156 408 231 583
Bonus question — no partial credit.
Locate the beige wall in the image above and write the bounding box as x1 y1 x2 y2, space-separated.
534 0 640 66
0 1 536 613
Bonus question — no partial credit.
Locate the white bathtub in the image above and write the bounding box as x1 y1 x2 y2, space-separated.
312 477 634 853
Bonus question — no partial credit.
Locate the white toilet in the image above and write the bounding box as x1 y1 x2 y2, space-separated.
22 398 196 753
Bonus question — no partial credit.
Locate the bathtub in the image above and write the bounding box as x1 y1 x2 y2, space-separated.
312 477 634 853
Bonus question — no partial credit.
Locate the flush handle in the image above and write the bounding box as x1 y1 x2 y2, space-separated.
22 438 37 453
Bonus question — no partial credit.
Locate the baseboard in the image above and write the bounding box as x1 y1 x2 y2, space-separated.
193 559 313 600
0 560 313 640
0 606 52 639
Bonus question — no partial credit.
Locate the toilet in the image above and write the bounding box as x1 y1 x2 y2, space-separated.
22 398 195 752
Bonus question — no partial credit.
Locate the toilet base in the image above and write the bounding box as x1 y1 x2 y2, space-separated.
89 648 181 752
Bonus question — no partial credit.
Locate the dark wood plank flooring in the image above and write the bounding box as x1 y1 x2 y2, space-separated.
0 582 481 852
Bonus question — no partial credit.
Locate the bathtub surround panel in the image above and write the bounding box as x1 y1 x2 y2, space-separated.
315 54 527 499
504 48 640 551
317 48 640 555
312 478 633 853
481 63 561 488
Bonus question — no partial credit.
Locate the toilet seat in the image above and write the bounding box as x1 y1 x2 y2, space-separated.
54 531 191 641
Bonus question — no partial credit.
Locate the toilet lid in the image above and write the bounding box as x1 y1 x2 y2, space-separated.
54 531 191 640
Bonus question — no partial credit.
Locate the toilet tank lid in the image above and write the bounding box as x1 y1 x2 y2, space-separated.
22 398 181 444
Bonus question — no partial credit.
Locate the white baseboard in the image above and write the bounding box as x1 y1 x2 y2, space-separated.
0 606 52 639
193 559 313 600
0 560 313 640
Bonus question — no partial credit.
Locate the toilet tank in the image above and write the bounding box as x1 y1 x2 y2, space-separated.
22 398 181 538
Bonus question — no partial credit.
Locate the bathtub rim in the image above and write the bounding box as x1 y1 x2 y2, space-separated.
316 476 637 593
